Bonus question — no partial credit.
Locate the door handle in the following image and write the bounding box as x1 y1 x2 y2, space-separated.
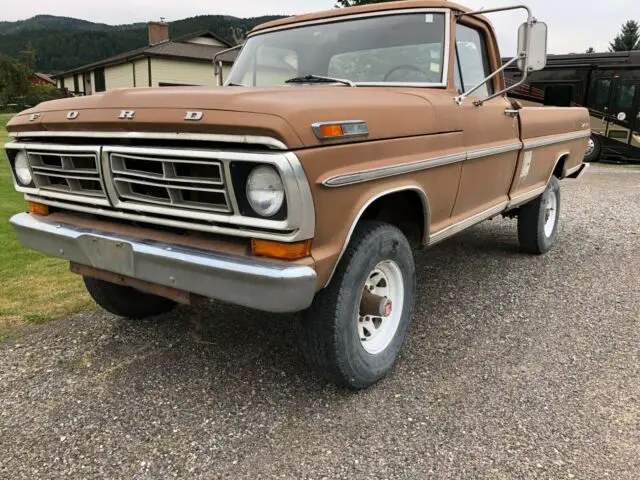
504 108 520 117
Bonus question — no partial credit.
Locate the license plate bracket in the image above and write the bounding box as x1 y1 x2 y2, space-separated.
77 235 135 277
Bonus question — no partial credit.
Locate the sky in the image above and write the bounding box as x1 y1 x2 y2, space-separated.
2 0 636 55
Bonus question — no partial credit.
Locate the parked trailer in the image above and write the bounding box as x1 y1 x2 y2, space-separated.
504 51 640 162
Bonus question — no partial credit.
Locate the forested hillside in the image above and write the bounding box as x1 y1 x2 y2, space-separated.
0 14 285 73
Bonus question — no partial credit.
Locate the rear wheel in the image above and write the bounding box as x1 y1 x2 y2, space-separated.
83 276 176 319
518 176 561 255
301 221 416 389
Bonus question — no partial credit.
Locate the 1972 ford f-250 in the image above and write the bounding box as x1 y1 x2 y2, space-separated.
4 1 590 388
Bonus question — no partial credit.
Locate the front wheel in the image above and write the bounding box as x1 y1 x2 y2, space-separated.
301 221 416 389
83 276 177 319
518 176 561 254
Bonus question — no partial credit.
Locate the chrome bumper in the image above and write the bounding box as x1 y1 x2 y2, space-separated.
10 213 317 313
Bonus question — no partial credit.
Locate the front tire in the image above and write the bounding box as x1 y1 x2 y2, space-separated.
301 221 416 389
518 176 561 254
83 276 177 319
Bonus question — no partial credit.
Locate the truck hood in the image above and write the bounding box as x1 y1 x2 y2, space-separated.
8 86 443 149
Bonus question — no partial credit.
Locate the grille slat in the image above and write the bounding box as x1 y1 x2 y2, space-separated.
26 149 105 199
20 146 234 216
109 152 231 214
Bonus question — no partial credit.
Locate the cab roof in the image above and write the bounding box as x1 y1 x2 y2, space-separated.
251 0 471 35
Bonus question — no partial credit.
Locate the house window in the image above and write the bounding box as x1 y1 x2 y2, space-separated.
94 68 106 92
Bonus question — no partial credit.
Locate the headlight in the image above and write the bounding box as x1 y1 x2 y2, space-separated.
246 165 285 217
14 151 33 186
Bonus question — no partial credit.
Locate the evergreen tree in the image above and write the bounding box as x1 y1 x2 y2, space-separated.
609 20 640 52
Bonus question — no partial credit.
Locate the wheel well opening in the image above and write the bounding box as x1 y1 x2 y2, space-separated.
553 154 570 179
360 191 426 247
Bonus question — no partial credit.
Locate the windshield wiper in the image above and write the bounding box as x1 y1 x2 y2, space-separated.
285 75 355 87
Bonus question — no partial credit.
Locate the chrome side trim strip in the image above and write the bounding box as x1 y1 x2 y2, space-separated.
323 143 522 187
428 201 508 245
467 143 522 160
523 130 590 150
10 212 317 313
8 130 288 150
245 8 451 90
324 186 429 287
506 185 546 210
324 152 467 187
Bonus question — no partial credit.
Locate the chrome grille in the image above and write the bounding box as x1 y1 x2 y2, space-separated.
27 150 105 198
109 151 231 213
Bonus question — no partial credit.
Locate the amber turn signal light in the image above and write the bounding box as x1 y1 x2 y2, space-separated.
251 239 312 260
28 201 50 216
318 124 344 138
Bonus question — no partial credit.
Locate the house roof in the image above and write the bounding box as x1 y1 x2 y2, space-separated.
32 72 56 85
52 31 238 79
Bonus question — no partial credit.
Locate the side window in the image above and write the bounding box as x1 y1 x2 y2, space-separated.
455 23 493 96
588 78 612 111
613 84 636 110
543 84 575 107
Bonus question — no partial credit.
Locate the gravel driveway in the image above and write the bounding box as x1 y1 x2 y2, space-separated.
1 166 638 479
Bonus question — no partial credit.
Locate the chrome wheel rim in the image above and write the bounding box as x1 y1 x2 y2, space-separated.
543 189 557 237
358 260 404 355
585 138 595 157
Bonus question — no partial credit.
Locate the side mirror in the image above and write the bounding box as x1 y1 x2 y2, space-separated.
517 22 548 72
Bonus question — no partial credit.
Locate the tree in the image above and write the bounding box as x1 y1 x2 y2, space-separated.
336 0 398 6
609 20 640 52
585 47 595 54
0 54 30 107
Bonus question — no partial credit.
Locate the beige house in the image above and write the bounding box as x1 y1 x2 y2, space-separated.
52 22 237 95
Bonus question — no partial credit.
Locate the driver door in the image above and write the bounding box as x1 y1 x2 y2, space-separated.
450 21 520 221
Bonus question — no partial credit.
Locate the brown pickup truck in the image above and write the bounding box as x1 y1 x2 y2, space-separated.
4 1 590 388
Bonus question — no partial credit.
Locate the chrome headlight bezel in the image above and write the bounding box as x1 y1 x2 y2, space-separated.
245 165 286 218
13 150 34 186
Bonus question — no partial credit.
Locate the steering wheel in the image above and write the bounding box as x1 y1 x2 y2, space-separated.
383 64 431 82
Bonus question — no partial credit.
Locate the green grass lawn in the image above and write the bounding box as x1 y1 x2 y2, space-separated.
0 113 91 339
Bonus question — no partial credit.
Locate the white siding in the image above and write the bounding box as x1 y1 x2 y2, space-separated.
64 75 74 93
150 58 216 87
105 63 135 90
215 64 233 86
187 36 226 47
134 59 150 87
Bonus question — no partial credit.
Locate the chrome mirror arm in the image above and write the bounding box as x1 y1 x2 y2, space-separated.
454 55 525 106
454 4 536 107
212 45 243 87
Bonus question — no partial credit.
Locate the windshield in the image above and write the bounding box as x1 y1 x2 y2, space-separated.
227 12 448 87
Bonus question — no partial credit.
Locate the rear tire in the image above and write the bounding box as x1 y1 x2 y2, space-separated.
301 221 416 390
83 276 176 319
518 176 561 255
584 134 601 163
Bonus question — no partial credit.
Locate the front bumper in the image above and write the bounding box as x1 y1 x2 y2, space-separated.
10 213 317 313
